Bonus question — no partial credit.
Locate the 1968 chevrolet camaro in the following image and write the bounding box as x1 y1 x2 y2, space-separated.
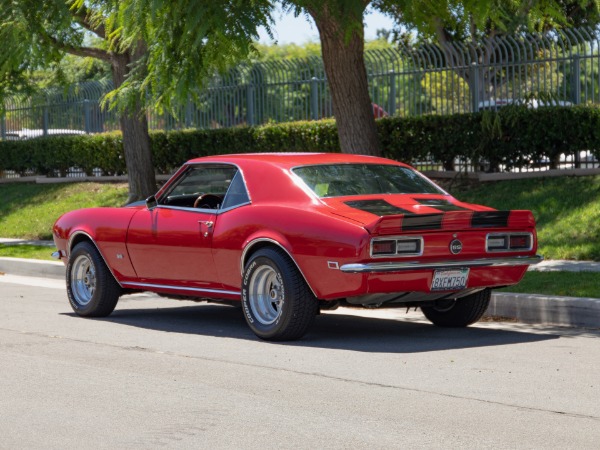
52 153 542 340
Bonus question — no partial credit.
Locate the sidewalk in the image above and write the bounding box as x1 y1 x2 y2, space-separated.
528 259 600 272
0 238 55 247
1 238 599 329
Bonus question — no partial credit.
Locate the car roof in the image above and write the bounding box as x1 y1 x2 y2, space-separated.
186 152 411 169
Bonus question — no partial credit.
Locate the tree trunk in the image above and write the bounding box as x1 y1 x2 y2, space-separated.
111 53 156 203
311 7 381 156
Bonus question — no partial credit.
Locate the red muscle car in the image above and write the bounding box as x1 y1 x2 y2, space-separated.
52 153 541 340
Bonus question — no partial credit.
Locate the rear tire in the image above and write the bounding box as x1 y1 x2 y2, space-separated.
67 241 121 317
242 247 318 341
421 289 491 327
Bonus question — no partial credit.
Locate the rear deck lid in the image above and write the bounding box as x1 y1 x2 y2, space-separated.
321 195 535 234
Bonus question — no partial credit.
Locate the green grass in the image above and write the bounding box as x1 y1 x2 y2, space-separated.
0 244 55 260
500 271 600 298
451 176 600 261
0 178 598 298
0 183 129 240
2 175 600 259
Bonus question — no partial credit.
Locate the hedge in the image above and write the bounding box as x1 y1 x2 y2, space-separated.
1 106 599 177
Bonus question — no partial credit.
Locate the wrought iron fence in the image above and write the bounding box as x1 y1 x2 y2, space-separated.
2 27 600 174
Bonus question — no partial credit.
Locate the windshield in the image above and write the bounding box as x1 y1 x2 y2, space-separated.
292 163 444 197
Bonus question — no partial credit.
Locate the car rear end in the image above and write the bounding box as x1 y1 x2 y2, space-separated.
337 207 539 305
290 158 541 308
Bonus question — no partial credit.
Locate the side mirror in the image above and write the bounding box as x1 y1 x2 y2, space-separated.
146 195 158 210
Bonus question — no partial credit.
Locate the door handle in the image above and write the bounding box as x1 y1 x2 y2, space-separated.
198 220 214 237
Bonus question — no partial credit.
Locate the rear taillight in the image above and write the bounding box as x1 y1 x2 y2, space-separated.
486 233 532 252
371 237 423 257
372 240 396 256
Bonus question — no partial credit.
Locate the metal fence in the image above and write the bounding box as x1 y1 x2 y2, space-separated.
2 27 600 172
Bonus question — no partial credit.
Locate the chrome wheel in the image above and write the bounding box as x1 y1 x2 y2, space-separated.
70 254 96 306
66 241 121 317
248 265 284 325
242 248 318 340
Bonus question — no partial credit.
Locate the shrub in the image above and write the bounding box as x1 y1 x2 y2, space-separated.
1 106 598 176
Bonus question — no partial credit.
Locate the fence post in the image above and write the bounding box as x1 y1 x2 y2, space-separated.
572 54 581 105
83 100 91 133
164 111 171 131
572 54 582 168
470 63 480 112
389 71 396 116
1 114 5 140
246 84 255 126
185 96 194 128
310 77 319 120
43 106 49 136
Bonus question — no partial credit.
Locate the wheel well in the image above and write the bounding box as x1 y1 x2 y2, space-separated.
68 232 123 289
243 241 277 269
69 233 94 254
242 240 319 299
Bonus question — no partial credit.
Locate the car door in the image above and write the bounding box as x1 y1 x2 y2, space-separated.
126 164 238 290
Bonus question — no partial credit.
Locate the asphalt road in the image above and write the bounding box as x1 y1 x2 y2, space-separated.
1 274 599 449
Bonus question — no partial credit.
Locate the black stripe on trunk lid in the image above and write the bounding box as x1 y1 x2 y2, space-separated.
401 213 444 231
345 199 412 216
415 198 471 212
471 211 510 228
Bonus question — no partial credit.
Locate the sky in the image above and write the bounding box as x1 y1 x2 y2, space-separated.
257 7 396 45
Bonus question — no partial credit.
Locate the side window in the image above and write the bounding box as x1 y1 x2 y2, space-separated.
161 164 238 209
221 171 250 210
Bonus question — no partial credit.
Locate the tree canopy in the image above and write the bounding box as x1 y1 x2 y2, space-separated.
0 0 275 200
375 0 600 45
3 0 600 167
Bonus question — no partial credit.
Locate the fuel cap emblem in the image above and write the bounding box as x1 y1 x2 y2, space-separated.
450 239 463 254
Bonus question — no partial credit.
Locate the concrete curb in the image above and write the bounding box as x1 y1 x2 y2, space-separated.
1 256 599 329
0 257 65 279
488 293 600 328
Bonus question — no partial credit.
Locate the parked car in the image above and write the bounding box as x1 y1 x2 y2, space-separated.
4 128 86 140
52 153 541 340
476 98 572 111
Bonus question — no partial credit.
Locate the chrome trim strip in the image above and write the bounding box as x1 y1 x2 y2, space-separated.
121 282 240 297
241 237 284 275
155 201 251 215
240 237 319 298
340 255 543 273
289 162 449 197
67 231 124 288
156 205 219 213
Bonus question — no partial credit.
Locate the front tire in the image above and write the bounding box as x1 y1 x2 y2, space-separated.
242 247 318 341
66 241 121 317
421 289 491 327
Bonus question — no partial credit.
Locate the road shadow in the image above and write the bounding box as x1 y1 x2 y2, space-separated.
61 298 565 353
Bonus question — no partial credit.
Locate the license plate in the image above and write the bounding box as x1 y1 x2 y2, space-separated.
431 268 469 291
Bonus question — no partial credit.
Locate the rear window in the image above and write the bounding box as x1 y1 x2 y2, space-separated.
292 164 444 197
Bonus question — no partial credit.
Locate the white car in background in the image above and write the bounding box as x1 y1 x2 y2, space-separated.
477 98 572 111
4 128 86 140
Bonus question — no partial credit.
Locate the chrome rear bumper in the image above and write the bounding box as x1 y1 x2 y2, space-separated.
340 255 543 273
